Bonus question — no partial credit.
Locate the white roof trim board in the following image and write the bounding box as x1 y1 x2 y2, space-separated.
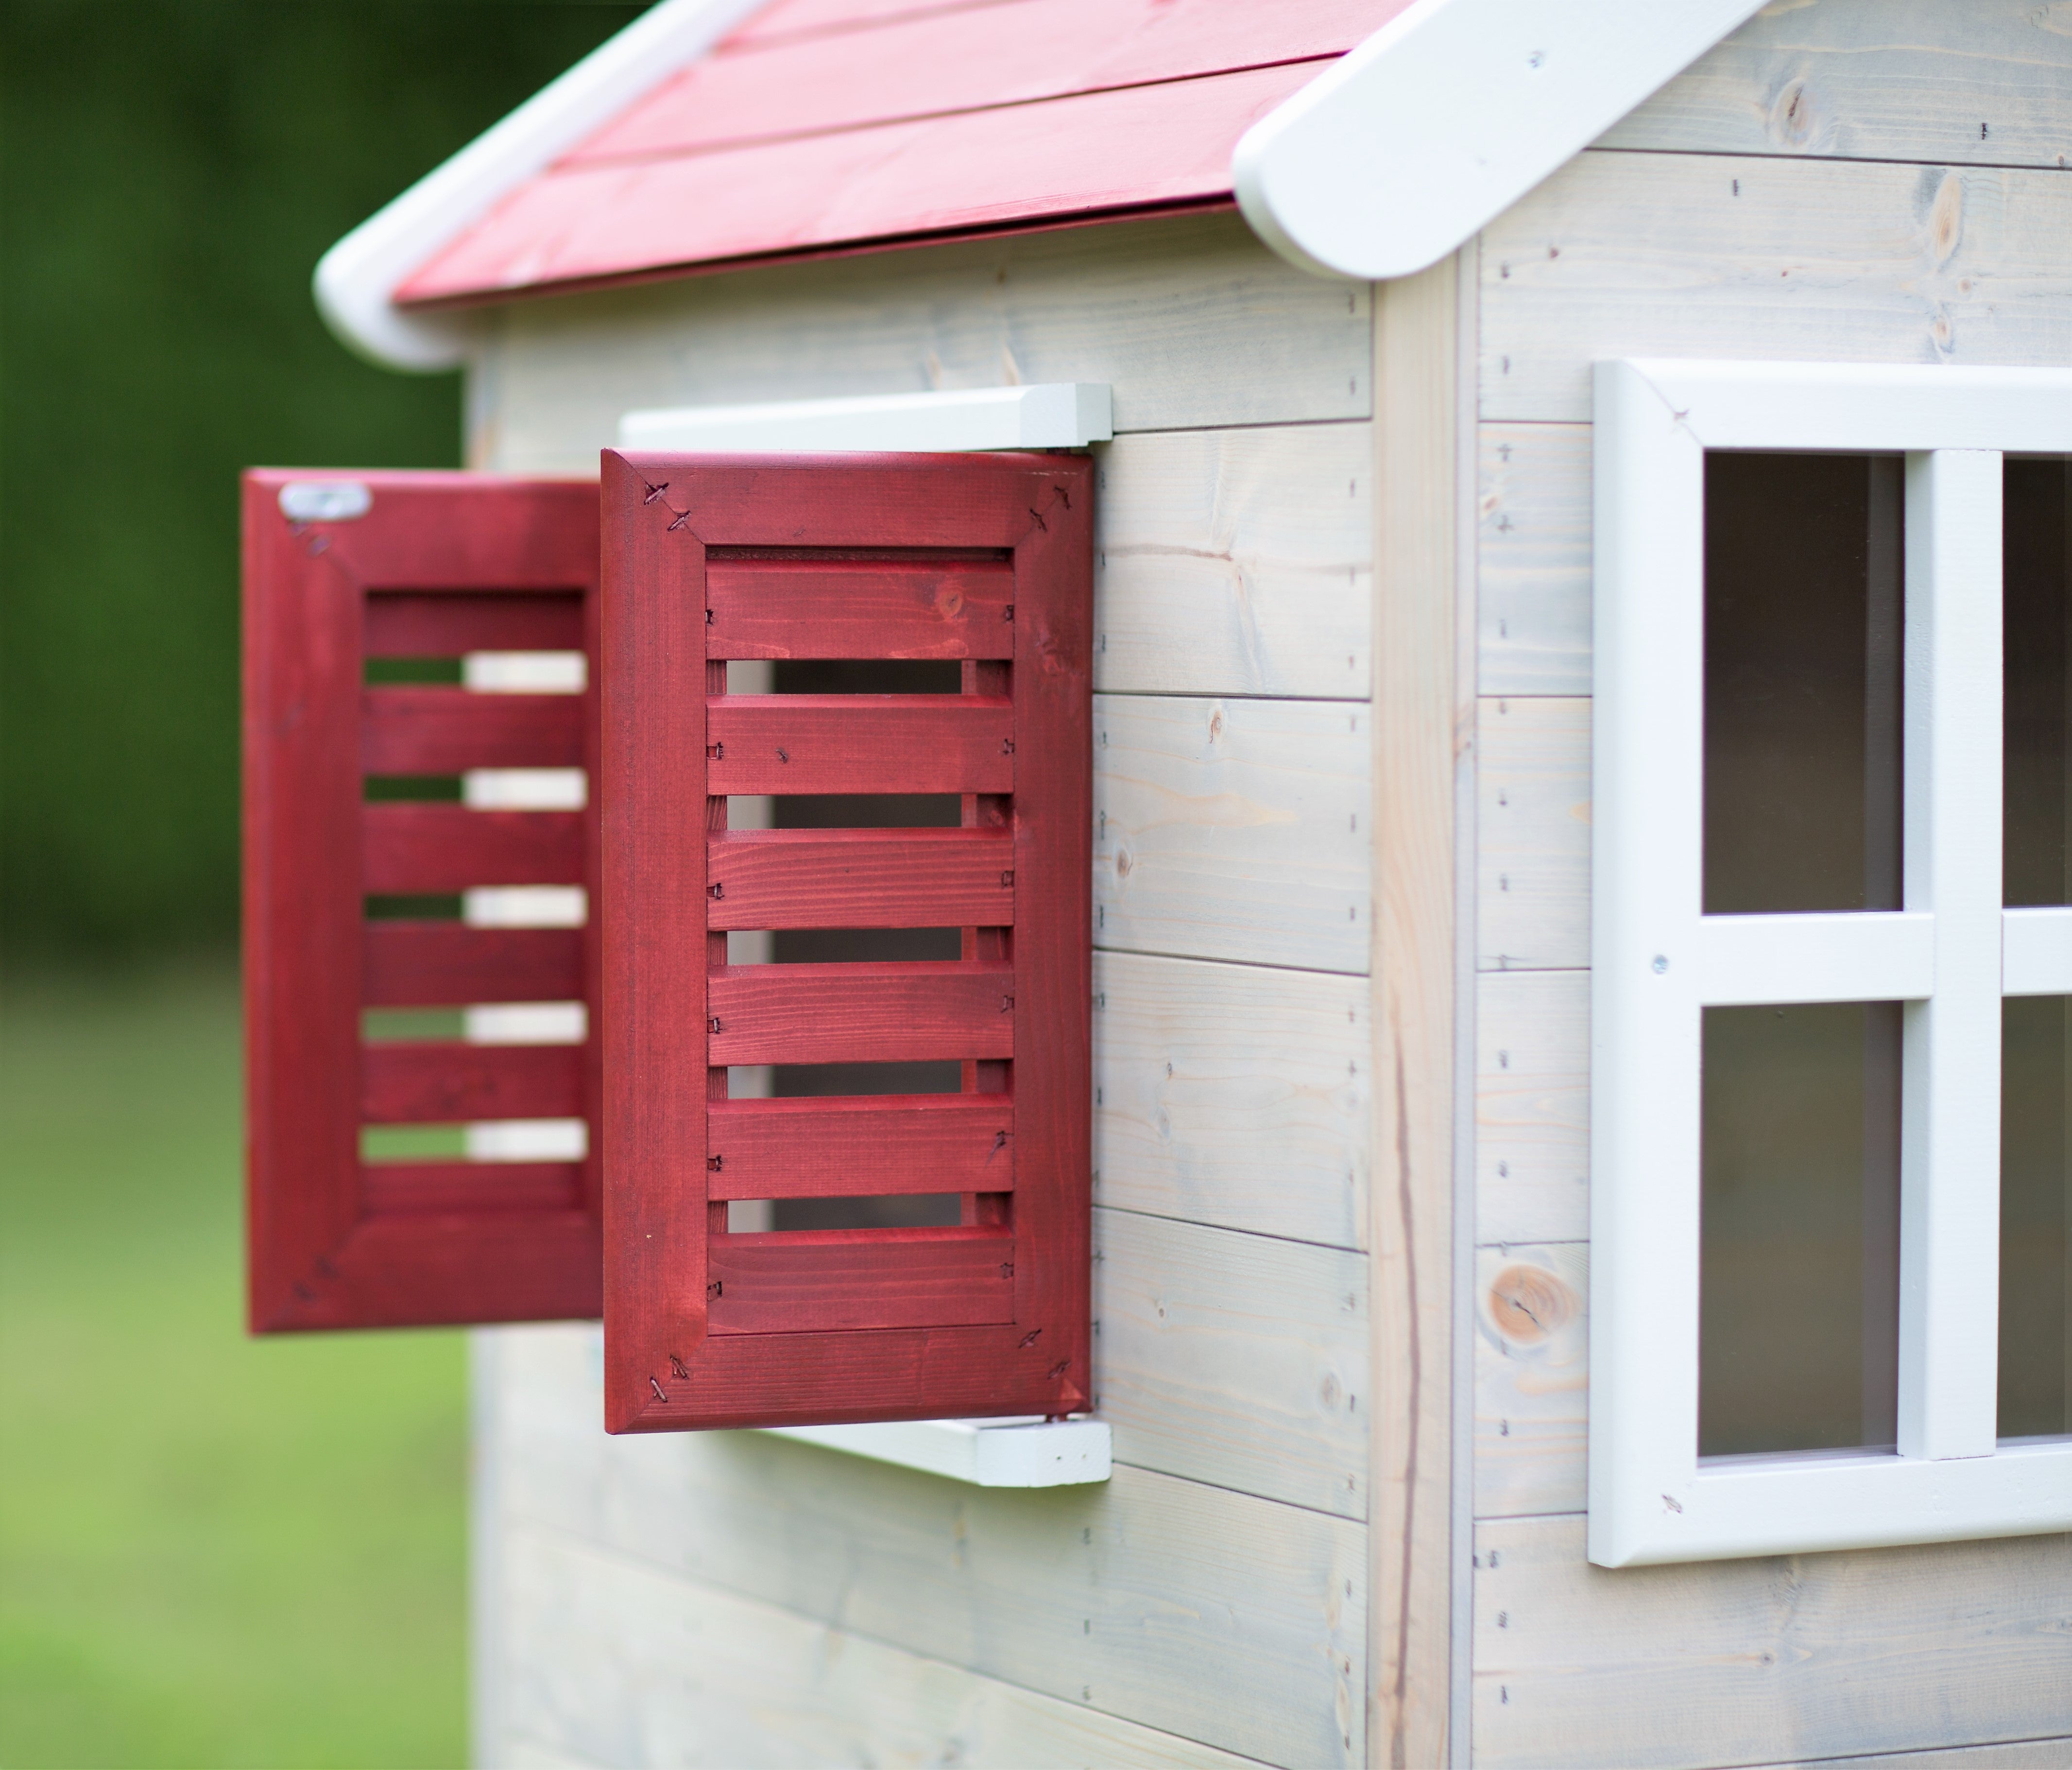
1232 0 1769 281
314 0 765 372
319 0 1765 370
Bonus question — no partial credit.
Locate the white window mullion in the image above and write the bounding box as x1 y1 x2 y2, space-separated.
1897 448 2005 1463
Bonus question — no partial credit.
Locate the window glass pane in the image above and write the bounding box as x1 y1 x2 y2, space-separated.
1700 1002 1901 1456
2001 996 2070 1439
2004 458 2070 907
1704 453 1903 914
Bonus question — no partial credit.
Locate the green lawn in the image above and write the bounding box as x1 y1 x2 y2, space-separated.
0 965 467 1768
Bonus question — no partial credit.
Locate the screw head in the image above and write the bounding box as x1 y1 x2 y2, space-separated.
1652 955 1669 974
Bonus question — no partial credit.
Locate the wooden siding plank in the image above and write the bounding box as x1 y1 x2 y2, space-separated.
1093 1206 1368 1521
1094 423 1373 700
708 1229 1015 1333
1093 949 1369 1251
707 1095 1013 1201
1476 968 1590 1245
1473 1242 1588 1522
706 695 1013 795
362 806 583 894
1777 1743 2072 1770
360 1040 584 1124
489 214 1371 464
364 591 582 657
1094 692 1370 975
1472 1514 2072 1770
1478 422 1592 699
706 559 1015 661
705 828 1013 931
706 961 1014 1066
1480 153 2072 424
1477 697 1590 973
362 923 583 1007
361 688 584 775
497 1522 1274 1770
1598 0 2072 172
492 1324 1367 1769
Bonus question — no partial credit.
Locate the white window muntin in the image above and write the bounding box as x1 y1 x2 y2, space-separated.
1590 360 2072 1567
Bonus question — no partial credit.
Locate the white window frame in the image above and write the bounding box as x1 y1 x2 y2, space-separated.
1590 360 2072 1567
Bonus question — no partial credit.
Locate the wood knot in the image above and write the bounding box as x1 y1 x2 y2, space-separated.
1488 1263 1575 1345
1767 78 1815 148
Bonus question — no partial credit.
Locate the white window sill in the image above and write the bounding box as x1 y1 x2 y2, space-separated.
761 1417 1111 1487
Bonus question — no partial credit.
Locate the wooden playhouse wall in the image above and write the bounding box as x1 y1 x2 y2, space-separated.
467 210 1381 1770
1468 2 2071 1765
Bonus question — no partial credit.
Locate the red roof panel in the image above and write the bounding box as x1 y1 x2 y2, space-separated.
398 0 1410 306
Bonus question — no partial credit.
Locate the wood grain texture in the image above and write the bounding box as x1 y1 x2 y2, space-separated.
706 694 1014 796
1599 0 2072 172
1777 1742 2072 1770
365 590 582 657
495 1521 1271 1770
362 805 584 894
1481 152 2072 423
707 960 1015 1065
706 828 1012 929
360 1041 583 1125
1094 692 1370 975
1477 697 1591 974
1093 948 1369 1251
707 558 1015 661
1094 1206 1368 1521
491 1323 1367 1769
1369 253 1461 1770
1476 968 1589 1245
708 1228 1015 1334
1473 1242 1587 1522
362 1162 581 1216
486 213 1370 465
708 1094 1013 1201
1094 422 1373 700
1472 1513 2072 1770
1478 422 1591 699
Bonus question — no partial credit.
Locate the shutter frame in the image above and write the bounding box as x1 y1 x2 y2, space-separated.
600 449 1093 1432
243 470 603 1331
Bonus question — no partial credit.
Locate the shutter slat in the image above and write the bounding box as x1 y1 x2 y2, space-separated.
361 688 584 773
708 1228 1016 1333
706 559 1014 660
362 805 583 892
362 923 584 1006
708 961 1013 1065
360 1041 584 1123
706 695 1013 794
364 591 583 657
706 828 1012 930
360 1161 583 1215
707 1094 1012 1200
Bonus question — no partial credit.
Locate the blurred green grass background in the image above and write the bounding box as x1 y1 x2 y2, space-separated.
0 3 640 1761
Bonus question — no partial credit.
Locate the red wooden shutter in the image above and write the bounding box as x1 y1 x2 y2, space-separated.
243 471 602 1330
600 450 1092 1430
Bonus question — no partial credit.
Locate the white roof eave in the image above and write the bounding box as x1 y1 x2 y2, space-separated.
1233 0 1767 284
315 0 767 372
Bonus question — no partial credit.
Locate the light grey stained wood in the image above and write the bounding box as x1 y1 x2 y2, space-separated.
1473 1514 2072 1770
480 211 1373 471
1094 1206 1369 1521
1095 423 1373 701
498 1526 1265 1770
1093 948 1369 1252
1600 0 2072 172
492 1326 1368 1770
1477 967 1589 1245
1479 422 1592 699
1480 153 2072 424
1477 697 1591 973
1779 1742 2072 1770
1473 1242 1588 1522
1095 692 1370 976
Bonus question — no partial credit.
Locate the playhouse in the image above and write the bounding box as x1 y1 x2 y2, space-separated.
243 0 2072 1763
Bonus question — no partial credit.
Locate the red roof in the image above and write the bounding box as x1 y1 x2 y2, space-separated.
397 0 1411 307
